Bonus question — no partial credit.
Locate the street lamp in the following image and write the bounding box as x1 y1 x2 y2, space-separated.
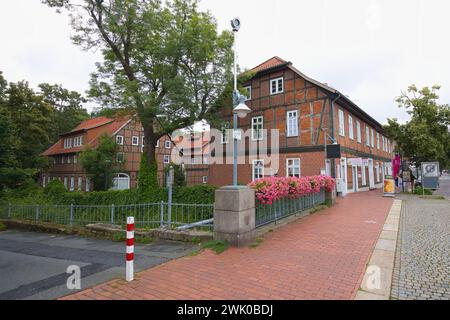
231 17 251 187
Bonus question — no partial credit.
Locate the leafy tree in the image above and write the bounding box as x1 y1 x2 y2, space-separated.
79 133 121 190
38 83 90 143
43 0 234 187
384 85 450 169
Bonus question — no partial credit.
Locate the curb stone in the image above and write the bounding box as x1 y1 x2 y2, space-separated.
355 199 402 300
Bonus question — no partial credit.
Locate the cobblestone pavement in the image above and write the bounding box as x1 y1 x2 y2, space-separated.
391 194 450 300
62 190 393 300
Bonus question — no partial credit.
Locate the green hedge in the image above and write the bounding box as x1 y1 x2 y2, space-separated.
1 184 217 206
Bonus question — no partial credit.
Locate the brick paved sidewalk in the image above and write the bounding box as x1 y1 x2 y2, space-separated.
62 190 393 300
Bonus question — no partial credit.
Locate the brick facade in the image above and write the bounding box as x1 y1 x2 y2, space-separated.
41 117 173 191
208 57 395 193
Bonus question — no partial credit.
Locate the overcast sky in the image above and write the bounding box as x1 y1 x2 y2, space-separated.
1 0 449 125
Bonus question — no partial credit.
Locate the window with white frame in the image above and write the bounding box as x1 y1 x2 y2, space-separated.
270 77 284 95
165 140 171 149
252 160 264 181
67 155 71 164
244 86 252 101
376 132 380 149
361 165 367 186
116 152 125 163
338 109 345 136
73 154 77 164
156 138 159 148
163 155 170 164
86 177 90 192
286 158 301 177
286 110 298 137
356 121 361 143
112 173 130 190
77 177 82 191
132 136 139 146
202 176 208 184
73 136 83 147
70 177 75 191
365 126 370 146
64 138 73 149
388 140 391 153
382 136 385 151
64 177 68 188
371 128 375 147
47 176 50 185
116 135 124 145
251 116 263 141
348 115 354 140
42 175 46 187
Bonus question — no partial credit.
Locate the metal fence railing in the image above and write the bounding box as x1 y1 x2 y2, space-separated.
0 202 214 231
255 189 326 228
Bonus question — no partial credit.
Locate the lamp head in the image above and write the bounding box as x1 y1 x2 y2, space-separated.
233 95 251 118
231 17 241 32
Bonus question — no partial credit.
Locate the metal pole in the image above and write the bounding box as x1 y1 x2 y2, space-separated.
168 167 173 227
160 201 164 228
233 30 238 187
110 204 115 225
70 204 74 227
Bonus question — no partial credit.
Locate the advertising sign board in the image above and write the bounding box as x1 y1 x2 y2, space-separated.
421 162 440 189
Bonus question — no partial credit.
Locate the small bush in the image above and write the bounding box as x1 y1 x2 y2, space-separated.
44 180 67 198
414 187 433 195
201 240 229 254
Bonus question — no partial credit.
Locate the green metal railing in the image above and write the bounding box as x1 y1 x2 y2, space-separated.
255 189 326 227
0 202 214 230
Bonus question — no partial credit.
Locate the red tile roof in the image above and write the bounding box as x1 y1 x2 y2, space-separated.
42 116 131 156
249 56 289 73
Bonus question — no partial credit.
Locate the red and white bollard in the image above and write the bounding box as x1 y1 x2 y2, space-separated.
126 216 134 282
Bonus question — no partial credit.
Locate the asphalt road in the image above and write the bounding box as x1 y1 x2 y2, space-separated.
433 173 450 199
0 230 196 300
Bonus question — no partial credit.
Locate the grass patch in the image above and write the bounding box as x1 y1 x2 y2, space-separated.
419 195 446 200
310 205 328 214
249 236 264 249
200 240 229 254
0 222 6 232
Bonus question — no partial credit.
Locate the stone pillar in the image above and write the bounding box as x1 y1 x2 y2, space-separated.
325 189 336 205
213 186 256 247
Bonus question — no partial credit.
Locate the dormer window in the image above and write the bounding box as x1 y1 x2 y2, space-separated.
270 77 284 95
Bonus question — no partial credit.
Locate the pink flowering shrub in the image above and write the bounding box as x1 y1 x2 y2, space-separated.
248 175 335 204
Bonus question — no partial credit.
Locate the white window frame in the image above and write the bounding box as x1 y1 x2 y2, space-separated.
252 160 264 181
244 85 252 101
338 109 345 137
270 77 284 95
286 110 298 137
163 155 170 164
42 175 46 187
365 126 370 146
165 140 171 149
376 132 380 150
156 138 159 148
348 115 354 140
356 121 362 143
116 152 125 163
361 165 367 186
70 176 75 191
371 128 375 147
112 173 130 191
251 116 264 141
202 176 208 184
86 177 90 192
77 176 82 191
132 136 139 146
286 158 301 178
64 177 68 188
116 135 124 145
